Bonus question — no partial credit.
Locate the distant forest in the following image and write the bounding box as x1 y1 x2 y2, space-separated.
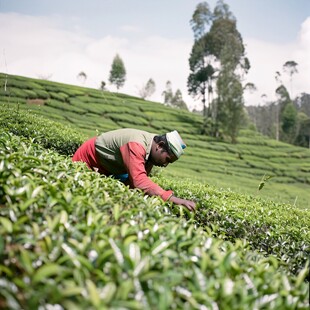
246 92 310 148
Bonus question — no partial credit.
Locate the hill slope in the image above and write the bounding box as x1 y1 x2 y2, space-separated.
1 73 309 209
0 130 309 309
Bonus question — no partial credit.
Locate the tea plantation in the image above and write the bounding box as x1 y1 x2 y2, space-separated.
0 130 309 309
0 73 310 309
1 73 310 209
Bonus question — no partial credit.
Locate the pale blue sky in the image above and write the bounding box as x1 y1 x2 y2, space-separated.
1 0 308 41
0 0 309 108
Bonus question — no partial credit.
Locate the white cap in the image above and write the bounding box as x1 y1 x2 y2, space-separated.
166 130 186 158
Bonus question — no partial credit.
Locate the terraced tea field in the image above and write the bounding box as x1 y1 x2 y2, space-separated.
0 73 309 308
1 73 309 209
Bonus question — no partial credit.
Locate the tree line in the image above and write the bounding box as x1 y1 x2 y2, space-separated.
187 0 309 147
77 0 309 147
77 54 189 111
246 88 310 149
78 0 247 136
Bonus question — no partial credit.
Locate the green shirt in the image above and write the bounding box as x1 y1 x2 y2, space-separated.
95 128 156 174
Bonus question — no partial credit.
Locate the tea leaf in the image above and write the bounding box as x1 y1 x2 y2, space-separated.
32 263 63 283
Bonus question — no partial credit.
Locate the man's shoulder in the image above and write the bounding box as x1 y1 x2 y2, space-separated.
97 128 156 146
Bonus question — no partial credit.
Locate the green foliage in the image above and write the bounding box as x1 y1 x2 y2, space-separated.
45 99 86 114
258 175 273 191
106 113 149 126
216 70 244 143
162 81 188 110
0 73 309 209
246 96 310 148
23 89 38 99
190 1 212 40
35 89 50 99
156 177 310 277
1 87 33 99
295 112 310 147
188 1 248 141
49 91 69 102
0 104 85 155
171 89 188 111
109 54 126 90
0 132 309 309
281 103 298 143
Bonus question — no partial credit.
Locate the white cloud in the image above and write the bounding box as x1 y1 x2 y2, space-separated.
293 17 310 95
0 13 91 83
244 16 310 105
120 25 142 33
0 12 194 106
0 14 190 101
1 12 309 111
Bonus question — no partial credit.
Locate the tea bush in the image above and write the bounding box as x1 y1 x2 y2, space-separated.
0 72 309 209
45 99 86 114
0 104 85 155
0 131 309 309
155 177 310 277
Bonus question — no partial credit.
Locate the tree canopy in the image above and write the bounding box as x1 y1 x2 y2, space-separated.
109 54 126 90
188 0 249 143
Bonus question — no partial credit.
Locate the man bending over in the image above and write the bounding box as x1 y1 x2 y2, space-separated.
72 128 196 211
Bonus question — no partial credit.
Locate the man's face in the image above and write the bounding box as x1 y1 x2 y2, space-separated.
151 143 178 167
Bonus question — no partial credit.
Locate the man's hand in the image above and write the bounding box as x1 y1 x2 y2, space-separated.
169 196 196 212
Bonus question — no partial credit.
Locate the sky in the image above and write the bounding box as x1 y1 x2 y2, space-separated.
0 0 309 111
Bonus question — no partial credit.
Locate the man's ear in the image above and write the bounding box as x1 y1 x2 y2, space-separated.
157 141 165 150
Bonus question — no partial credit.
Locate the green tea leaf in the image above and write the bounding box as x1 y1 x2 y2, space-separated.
0 217 13 233
32 263 63 283
86 279 100 307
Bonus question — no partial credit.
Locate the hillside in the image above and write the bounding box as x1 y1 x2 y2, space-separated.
0 75 309 308
0 128 309 309
0 73 310 209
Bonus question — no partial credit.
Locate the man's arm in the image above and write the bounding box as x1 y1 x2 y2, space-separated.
169 196 196 212
120 142 173 201
120 142 196 211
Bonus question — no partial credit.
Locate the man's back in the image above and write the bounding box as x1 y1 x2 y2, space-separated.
95 128 155 174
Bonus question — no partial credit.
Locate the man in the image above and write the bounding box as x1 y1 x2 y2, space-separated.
72 128 196 211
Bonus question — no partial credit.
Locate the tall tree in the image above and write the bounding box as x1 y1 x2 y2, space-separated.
162 82 188 110
188 1 213 117
246 92 310 148
109 54 126 90
281 102 298 143
188 0 249 141
283 60 298 98
244 82 257 93
276 81 298 143
190 2 213 40
139 78 156 99
77 71 87 84
275 84 291 141
162 81 174 105
216 54 244 142
295 113 310 148
99 81 106 91
296 93 310 117
208 1 248 141
171 89 188 111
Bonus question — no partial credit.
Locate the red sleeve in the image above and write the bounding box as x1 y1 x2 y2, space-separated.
120 142 173 201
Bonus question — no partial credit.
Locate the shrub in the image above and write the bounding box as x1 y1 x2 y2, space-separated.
156 177 310 277
0 132 308 309
49 92 69 102
0 104 85 155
